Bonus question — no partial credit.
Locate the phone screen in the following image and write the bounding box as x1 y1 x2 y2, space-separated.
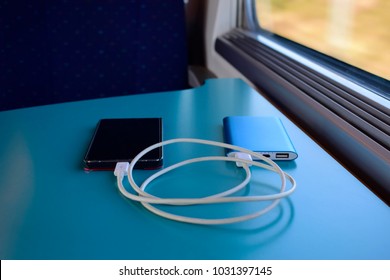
83 118 163 170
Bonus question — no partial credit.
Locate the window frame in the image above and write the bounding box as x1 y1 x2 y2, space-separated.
242 0 390 101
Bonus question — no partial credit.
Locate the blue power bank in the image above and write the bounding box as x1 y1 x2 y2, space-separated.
223 116 298 161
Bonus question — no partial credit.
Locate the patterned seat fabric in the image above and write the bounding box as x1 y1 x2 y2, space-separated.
0 0 188 110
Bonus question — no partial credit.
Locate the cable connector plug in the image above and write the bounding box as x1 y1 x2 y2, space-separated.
114 162 130 177
228 152 253 167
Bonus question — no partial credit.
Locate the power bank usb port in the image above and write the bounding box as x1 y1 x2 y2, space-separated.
276 153 289 159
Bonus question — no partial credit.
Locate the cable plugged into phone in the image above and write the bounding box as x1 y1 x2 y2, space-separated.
114 138 296 225
114 162 130 177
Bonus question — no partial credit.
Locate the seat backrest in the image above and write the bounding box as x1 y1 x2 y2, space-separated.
0 0 188 111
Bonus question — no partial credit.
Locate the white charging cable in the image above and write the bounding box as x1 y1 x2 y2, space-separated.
114 138 296 225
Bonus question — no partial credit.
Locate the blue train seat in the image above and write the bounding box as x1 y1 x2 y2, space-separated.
0 0 189 111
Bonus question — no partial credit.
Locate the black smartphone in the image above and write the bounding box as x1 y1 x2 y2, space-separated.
83 118 163 170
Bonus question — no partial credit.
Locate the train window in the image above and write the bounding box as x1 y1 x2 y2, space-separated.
215 0 390 205
254 0 390 81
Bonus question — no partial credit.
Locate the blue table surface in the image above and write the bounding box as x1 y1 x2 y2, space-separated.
0 78 389 260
